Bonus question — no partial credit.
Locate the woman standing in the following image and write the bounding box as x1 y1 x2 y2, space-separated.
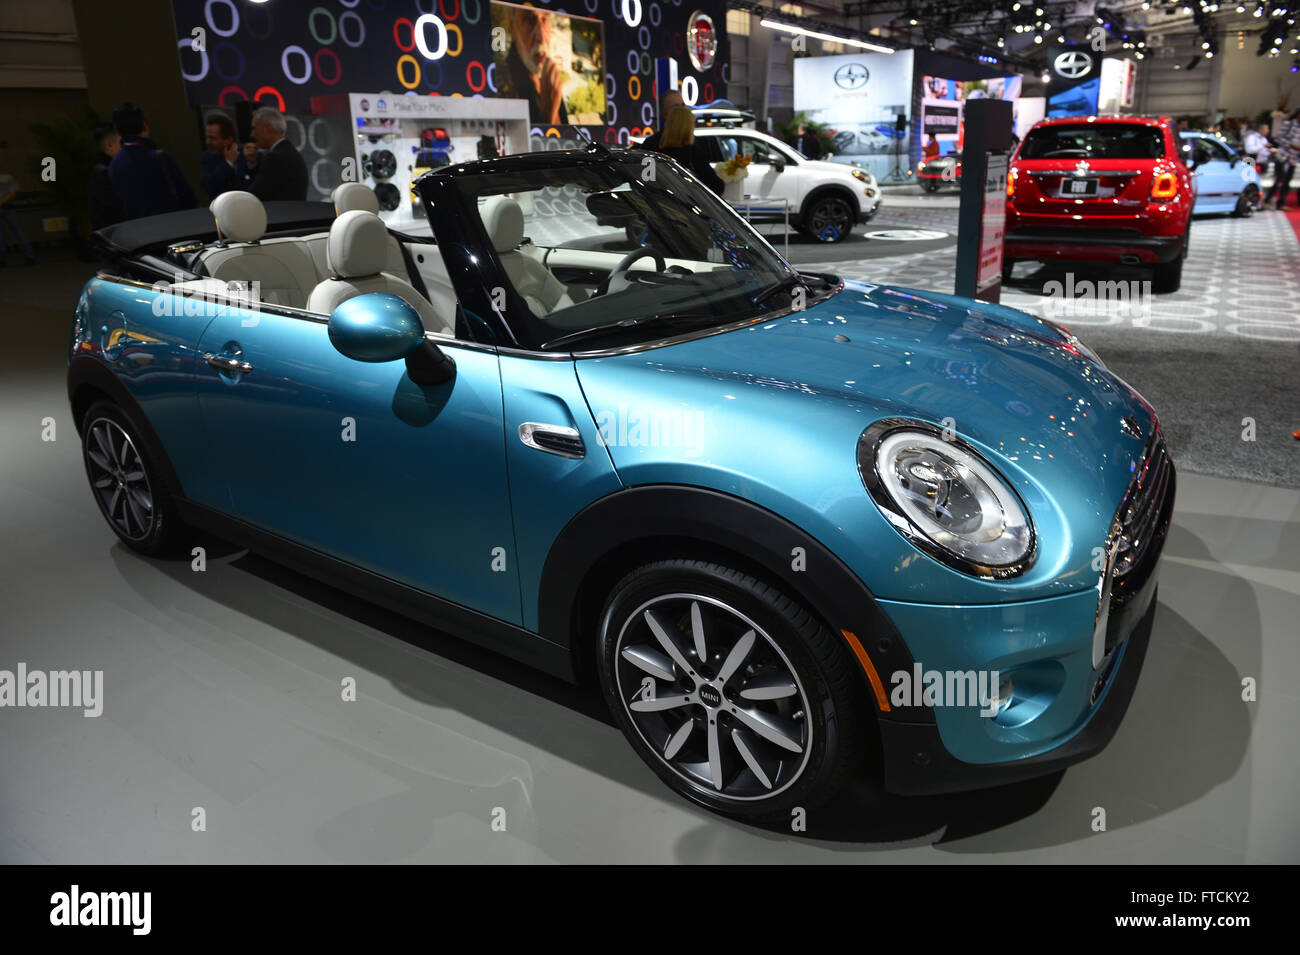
654 107 727 196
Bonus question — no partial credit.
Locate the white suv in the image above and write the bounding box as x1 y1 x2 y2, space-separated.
694 126 881 243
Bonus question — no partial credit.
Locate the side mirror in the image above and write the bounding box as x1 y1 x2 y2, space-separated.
328 292 454 385
1192 146 1212 169
771 158 786 173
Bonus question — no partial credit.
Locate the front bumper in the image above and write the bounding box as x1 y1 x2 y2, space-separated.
872 448 1174 795
878 584 1157 794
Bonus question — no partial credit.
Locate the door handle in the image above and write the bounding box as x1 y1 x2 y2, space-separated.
204 353 253 375
518 422 584 459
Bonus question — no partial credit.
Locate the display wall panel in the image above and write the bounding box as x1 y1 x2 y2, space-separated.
170 0 728 150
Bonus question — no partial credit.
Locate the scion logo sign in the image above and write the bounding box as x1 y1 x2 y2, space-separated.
1053 50 1094 80
834 62 870 89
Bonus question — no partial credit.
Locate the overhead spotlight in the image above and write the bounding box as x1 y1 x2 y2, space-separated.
1034 35 1043 43
1205 50 1214 57
1042 70 1050 82
1202 41 1211 48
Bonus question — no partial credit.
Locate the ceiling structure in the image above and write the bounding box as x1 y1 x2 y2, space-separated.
729 1 1300 72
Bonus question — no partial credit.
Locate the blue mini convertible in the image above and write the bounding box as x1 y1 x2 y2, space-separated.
70 145 1173 821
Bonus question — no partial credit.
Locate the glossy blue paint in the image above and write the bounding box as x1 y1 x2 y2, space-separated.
191 301 522 624
70 277 219 496
875 588 1122 764
574 280 1152 606
327 292 426 363
497 355 624 632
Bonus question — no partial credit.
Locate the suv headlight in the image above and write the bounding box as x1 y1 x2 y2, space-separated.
850 168 875 185
858 419 1036 579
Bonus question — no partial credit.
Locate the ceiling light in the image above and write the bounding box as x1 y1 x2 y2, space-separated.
759 19 895 53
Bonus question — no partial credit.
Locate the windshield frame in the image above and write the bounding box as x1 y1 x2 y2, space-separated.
415 146 830 353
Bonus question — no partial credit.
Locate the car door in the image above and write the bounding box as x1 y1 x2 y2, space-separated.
192 296 522 625
730 134 801 209
1189 136 1237 213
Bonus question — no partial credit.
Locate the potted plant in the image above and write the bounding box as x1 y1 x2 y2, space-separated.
714 153 752 202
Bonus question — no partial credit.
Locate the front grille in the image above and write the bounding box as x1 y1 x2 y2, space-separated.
1113 437 1174 582
1102 434 1176 655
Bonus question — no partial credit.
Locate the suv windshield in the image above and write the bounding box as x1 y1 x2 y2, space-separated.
1019 124 1165 160
429 151 814 350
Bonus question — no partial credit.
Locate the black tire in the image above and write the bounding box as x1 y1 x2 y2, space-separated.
1232 186 1258 217
800 194 855 243
1152 224 1189 293
922 180 940 193
597 559 869 821
80 401 188 556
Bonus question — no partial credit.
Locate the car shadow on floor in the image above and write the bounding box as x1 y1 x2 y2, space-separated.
112 518 1254 851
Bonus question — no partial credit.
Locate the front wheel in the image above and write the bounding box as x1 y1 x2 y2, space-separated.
81 401 188 555
597 559 868 821
800 195 855 243
1232 185 1259 217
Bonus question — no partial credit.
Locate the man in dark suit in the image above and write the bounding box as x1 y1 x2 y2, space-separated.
107 102 197 219
200 111 250 201
241 107 308 202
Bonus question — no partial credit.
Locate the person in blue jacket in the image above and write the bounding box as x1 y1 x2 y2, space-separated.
107 102 196 220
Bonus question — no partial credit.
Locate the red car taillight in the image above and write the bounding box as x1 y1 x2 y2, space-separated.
1151 171 1178 200
1007 168 1017 198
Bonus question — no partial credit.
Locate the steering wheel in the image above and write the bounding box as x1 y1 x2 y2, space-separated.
596 245 667 296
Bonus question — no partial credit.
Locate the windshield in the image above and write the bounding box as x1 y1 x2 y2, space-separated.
1019 124 1165 160
434 151 810 350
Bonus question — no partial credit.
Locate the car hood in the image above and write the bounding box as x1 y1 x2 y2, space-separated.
802 158 872 182
574 280 1156 601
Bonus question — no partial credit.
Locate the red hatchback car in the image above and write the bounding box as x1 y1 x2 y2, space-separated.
1005 115 1194 292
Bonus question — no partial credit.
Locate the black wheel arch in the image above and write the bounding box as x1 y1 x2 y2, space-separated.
68 356 186 499
538 484 929 724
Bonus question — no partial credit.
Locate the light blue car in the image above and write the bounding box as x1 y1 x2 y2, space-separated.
69 146 1174 821
1181 130 1261 216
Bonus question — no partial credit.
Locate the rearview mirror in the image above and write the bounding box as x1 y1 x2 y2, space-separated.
328 292 455 385
771 158 786 173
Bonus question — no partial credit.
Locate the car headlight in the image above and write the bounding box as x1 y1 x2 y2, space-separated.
850 168 875 185
858 420 1036 579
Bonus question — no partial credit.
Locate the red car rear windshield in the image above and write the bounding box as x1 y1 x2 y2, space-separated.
1019 124 1166 160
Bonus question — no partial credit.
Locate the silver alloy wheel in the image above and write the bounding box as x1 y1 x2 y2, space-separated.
85 417 155 541
612 593 813 800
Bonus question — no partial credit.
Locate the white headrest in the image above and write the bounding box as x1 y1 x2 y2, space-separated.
332 182 379 216
327 210 389 278
482 195 524 253
210 191 267 243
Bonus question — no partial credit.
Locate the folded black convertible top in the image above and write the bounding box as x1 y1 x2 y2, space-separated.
94 201 335 257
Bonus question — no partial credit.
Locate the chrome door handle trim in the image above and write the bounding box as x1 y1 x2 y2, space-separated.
518 422 585 459
204 353 253 374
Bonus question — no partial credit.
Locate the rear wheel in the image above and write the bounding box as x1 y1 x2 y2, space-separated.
80 401 188 555
1152 225 1190 293
597 559 868 821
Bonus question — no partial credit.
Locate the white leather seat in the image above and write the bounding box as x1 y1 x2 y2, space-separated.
332 182 380 215
482 196 573 315
304 183 407 280
201 191 318 309
306 210 454 337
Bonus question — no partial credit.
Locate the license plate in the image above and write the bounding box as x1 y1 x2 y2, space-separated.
1062 177 1099 196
